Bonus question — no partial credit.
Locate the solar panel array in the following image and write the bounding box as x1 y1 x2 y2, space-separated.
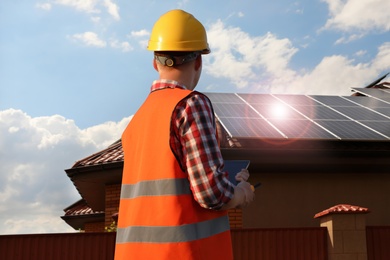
206 90 390 141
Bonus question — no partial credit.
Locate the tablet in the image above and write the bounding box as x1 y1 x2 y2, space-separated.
223 160 250 185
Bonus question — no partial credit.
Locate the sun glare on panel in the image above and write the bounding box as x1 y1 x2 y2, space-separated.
271 104 288 119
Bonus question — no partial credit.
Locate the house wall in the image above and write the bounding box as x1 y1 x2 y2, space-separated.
82 171 389 232
84 222 106 233
244 172 390 228
103 183 244 229
228 208 243 228
76 184 120 233
105 184 121 228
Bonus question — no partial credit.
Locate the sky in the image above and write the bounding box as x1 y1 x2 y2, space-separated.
0 0 389 234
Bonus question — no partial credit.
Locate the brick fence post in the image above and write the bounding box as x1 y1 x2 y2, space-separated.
314 204 369 260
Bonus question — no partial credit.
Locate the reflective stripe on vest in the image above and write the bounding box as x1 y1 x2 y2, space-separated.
120 178 191 199
116 215 230 243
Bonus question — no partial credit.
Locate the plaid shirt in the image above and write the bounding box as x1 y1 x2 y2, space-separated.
151 80 235 210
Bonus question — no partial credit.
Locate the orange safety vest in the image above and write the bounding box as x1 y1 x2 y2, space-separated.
115 88 233 260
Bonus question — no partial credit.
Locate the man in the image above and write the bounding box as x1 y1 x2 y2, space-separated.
115 9 254 260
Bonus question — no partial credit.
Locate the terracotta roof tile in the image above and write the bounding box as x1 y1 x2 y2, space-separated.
314 204 369 218
64 199 104 216
72 140 123 168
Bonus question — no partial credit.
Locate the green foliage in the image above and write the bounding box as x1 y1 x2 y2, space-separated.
105 221 117 232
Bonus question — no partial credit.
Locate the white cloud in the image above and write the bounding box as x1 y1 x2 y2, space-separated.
264 42 390 96
273 55 365 95
110 40 133 52
371 42 390 72
55 0 100 14
321 0 390 32
138 39 149 49
130 29 150 37
0 109 131 234
129 30 150 49
204 20 390 96
4 216 72 234
206 20 298 89
334 33 364 45
69 32 135 52
355 50 367 57
54 0 120 20
69 31 106 47
36 3 52 10
103 0 120 20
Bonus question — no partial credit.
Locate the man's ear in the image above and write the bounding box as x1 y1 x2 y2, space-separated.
153 58 158 72
194 55 202 71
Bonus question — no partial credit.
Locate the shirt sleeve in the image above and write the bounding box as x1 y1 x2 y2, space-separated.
170 92 235 210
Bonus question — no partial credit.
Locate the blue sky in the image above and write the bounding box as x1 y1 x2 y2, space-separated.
0 0 389 234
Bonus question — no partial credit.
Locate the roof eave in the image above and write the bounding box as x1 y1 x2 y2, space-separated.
222 142 390 174
61 213 105 230
65 162 123 211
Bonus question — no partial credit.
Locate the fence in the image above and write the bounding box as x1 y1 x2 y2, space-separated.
0 232 116 260
0 228 328 260
366 226 390 260
231 228 327 260
3 226 389 260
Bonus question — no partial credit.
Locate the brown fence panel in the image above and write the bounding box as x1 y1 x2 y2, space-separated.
231 228 328 260
0 232 116 260
367 226 390 260
1 228 327 260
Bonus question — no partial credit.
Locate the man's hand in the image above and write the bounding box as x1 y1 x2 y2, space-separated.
221 180 255 210
235 168 249 182
236 181 255 207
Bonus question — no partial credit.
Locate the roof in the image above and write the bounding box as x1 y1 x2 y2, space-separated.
61 199 105 230
62 88 390 182
72 139 123 168
67 78 390 171
66 85 390 179
65 140 124 212
206 88 390 142
314 204 370 218
63 199 104 216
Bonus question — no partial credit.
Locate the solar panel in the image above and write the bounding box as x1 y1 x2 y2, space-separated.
218 117 284 138
206 92 390 141
315 120 388 140
213 103 259 118
358 121 390 137
206 93 243 103
373 108 390 117
250 103 305 119
268 119 337 139
329 106 388 121
239 93 281 104
273 94 318 106
352 88 390 103
343 96 389 108
293 106 347 120
311 95 358 106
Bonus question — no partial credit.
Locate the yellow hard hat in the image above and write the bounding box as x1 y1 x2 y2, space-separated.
147 9 210 54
